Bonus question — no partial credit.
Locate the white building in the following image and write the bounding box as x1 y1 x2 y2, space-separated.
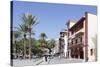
87 12 97 61
59 31 68 58
63 31 68 58
66 12 97 62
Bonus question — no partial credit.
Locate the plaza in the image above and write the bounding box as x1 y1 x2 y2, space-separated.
13 56 84 66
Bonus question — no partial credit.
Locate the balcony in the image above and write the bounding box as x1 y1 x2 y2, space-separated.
69 28 84 39
68 37 84 49
68 42 84 49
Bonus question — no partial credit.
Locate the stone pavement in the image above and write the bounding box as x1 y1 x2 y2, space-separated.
39 57 84 65
12 57 84 66
12 58 43 66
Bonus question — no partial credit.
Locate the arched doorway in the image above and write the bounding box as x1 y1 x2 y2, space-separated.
79 48 84 59
71 49 74 58
75 48 78 58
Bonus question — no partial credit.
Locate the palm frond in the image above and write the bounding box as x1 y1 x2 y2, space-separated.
21 14 28 24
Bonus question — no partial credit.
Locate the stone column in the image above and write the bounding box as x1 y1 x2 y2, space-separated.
78 48 80 59
83 47 86 61
69 50 71 58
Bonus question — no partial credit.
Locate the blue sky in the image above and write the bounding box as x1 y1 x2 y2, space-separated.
12 1 97 39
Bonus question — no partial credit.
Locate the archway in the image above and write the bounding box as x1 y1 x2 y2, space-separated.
79 48 84 59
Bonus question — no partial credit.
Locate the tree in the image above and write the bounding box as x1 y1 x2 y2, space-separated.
16 39 24 57
30 38 45 57
39 33 47 46
22 13 38 59
46 39 55 54
16 24 28 59
40 33 47 40
12 31 21 59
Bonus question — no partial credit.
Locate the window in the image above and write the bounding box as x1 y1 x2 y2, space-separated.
90 49 93 55
80 37 82 42
68 43 69 46
72 40 73 44
71 31 74 35
75 39 77 44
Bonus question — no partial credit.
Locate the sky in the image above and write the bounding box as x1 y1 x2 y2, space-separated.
12 1 97 39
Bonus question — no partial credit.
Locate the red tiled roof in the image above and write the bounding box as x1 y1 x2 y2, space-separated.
69 17 85 31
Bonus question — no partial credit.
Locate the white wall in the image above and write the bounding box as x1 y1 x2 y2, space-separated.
64 34 68 57
87 13 97 61
69 21 75 29
53 39 59 54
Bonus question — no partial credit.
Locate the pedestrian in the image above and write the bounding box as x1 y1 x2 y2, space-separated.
45 55 48 62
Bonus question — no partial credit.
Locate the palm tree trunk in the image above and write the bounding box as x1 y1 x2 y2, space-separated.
24 34 26 59
29 32 31 59
14 40 17 59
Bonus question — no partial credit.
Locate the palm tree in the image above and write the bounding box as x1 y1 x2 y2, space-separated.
16 24 28 59
40 33 47 40
12 31 21 59
22 13 38 59
47 39 55 54
40 33 47 46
